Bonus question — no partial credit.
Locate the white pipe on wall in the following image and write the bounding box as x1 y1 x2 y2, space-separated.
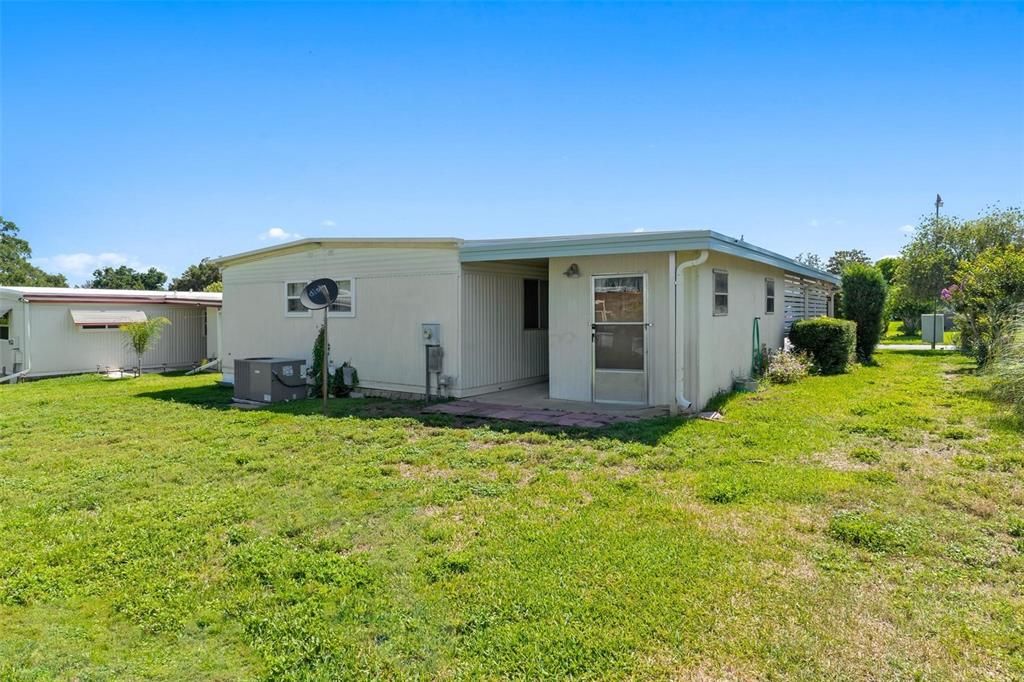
672 250 709 412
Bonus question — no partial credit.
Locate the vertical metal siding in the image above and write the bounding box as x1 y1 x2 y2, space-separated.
460 269 548 390
25 303 209 375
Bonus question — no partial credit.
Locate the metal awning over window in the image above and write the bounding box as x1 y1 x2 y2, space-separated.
0 305 11 319
70 310 147 325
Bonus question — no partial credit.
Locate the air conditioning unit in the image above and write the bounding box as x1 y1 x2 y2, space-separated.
233 357 307 403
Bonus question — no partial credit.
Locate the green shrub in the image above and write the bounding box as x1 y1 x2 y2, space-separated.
988 309 1024 417
950 247 1024 364
840 263 888 360
763 350 811 384
790 318 857 374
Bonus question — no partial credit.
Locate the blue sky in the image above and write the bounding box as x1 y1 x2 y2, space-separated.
2 2 1022 283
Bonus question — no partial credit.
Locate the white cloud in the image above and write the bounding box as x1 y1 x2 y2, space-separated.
33 251 139 279
320 219 336 228
632 227 646 233
899 224 915 234
259 227 302 241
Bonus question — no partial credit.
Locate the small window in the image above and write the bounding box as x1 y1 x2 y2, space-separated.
765 277 776 314
524 278 549 330
285 281 310 315
0 312 9 340
81 324 121 331
328 278 355 317
713 269 729 316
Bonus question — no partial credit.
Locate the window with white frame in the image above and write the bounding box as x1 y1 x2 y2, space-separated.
285 281 310 315
765 277 776 314
329 278 355 317
0 311 9 340
713 269 729 316
81 324 122 331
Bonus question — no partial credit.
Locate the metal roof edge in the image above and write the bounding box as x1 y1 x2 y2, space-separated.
459 229 839 285
212 237 464 268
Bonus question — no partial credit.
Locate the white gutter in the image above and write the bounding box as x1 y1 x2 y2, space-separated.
672 250 709 413
0 299 31 384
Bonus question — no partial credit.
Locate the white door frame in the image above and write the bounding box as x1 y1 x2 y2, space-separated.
590 272 649 405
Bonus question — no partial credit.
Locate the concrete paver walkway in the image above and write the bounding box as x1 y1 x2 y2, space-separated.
422 400 650 427
422 382 669 427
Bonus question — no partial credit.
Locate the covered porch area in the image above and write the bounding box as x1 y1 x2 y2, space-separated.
426 381 669 427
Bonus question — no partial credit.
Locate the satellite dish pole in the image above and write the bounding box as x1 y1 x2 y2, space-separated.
300 278 340 416
932 194 944 350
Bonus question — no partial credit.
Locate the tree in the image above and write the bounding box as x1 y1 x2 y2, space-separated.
875 257 901 286
827 249 871 275
886 283 931 334
840 263 888 361
121 317 171 375
170 258 221 292
204 281 223 293
86 265 167 290
794 252 824 270
948 246 1024 365
0 216 68 287
898 206 1024 302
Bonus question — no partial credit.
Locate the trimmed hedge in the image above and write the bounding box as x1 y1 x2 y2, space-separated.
790 317 857 374
840 263 888 361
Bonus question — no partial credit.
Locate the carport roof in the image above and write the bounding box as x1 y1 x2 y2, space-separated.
459 230 840 284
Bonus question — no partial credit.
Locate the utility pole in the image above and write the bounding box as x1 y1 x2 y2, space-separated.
931 194 944 350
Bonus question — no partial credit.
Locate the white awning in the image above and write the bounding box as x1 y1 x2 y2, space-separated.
0 305 11 319
70 310 147 325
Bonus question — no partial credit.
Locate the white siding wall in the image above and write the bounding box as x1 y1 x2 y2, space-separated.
548 253 673 405
460 263 548 395
7 301 209 376
206 307 222 360
221 246 462 396
692 253 788 409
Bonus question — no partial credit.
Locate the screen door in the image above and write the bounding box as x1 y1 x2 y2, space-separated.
592 274 648 404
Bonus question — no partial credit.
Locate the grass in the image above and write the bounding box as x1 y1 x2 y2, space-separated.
1 353 1022 680
881 319 958 345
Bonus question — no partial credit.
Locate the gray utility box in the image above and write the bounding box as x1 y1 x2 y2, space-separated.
234 357 307 403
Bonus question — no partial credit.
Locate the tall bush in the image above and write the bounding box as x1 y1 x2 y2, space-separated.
840 263 887 361
989 309 1024 418
949 246 1024 365
309 323 330 399
790 318 857 374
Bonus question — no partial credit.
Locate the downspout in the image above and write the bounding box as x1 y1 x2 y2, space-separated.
0 299 31 384
672 250 709 413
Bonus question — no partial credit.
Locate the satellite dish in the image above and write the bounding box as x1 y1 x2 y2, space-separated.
300 278 339 310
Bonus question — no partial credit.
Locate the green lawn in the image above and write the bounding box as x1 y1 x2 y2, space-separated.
881 319 958 345
1 354 1022 680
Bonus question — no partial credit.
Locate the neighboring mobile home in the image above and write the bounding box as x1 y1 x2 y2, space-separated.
214 231 838 411
0 287 222 381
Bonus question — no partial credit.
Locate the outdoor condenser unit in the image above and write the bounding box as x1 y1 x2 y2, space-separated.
233 357 307 403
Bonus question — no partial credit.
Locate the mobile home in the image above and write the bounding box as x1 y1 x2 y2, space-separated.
0 287 222 381
214 231 838 411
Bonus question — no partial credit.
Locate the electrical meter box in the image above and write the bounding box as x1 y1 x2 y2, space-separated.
421 323 441 345
234 357 307 403
426 345 444 372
